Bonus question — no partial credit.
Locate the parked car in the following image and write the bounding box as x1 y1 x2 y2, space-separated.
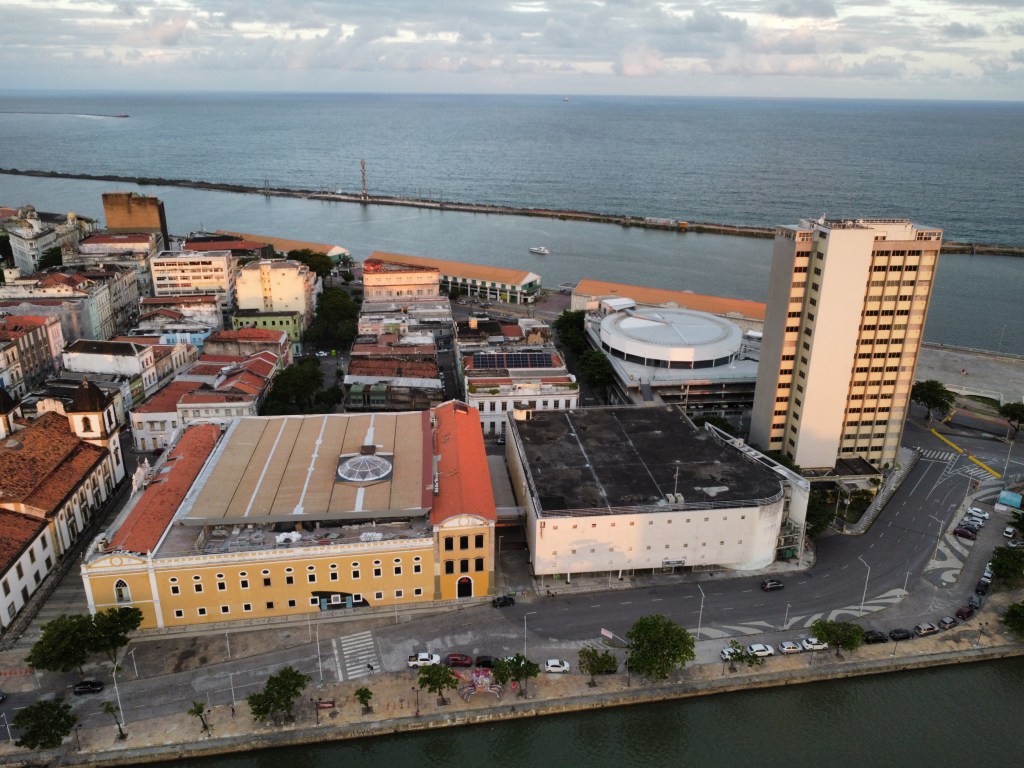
1007 539 1024 549
863 630 888 644
1003 526 1017 539
746 643 775 657
0 690 6 704
981 566 994 583
958 519 981 532
967 507 990 520
779 641 803 655
888 628 914 641
492 595 515 608
474 655 494 668
955 606 975 621
73 680 104 695
953 527 977 541
544 659 571 673
914 622 940 637
760 579 784 592
446 653 473 667
975 580 991 596
938 616 959 630
968 594 984 610
720 646 738 661
800 637 829 652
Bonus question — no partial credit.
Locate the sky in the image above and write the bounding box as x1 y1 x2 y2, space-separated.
1 0 1022 100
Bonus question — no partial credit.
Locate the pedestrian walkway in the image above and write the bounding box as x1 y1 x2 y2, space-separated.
919 449 957 462
337 631 379 681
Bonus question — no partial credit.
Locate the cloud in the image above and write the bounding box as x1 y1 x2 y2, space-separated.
773 0 838 19
940 22 987 38
613 44 666 76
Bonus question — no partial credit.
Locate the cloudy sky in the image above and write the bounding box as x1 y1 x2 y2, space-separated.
2 0 1022 99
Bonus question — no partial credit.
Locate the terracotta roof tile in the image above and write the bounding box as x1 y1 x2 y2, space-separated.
0 510 48 574
348 359 438 378
133 380 208 413
430 402 495 525
574 279 766 320
107 425 221 554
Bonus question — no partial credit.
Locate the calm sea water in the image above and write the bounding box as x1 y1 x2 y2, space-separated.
1 92 1023 244
157 658 1024 768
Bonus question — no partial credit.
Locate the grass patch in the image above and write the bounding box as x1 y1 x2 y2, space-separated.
965 394 1000 409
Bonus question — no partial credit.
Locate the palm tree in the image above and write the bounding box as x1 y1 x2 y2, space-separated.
102 701 126 740
187 700 210 732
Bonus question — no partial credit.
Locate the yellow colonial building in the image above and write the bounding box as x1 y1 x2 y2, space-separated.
81 402 497 628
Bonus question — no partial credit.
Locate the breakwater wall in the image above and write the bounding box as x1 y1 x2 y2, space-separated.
3 168 1022 256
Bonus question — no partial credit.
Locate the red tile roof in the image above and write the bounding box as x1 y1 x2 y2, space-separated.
430 402 495 525
141 295 220 305
133 380 207 414
348 359 438 378
81 233 152 245
0 510 48 574
107 424 221 555
184 240 268 252
208 328 287 343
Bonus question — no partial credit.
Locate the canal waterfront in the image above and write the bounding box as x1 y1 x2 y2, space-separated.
154 657 1024 768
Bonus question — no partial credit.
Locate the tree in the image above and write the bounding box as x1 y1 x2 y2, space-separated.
187 700 210 732
579 349 615 391
999 402 1024 440
37 246 63 271
261 358 325 415
26 614 96 674
102 701 126 740
578 647 618 685
725 639 765 671
287 249 334 280
552 310 588 354
13 698 76 750
811 619 864 657
91 606 143 664
691 414 735 435
910 379 956 421
1002 602 1024 638
805 487 838 537
417 663 460 705
247 666 311 724
625 614 696 681
492 654 540 697
0 232 13 268
354 686 373 714
990 545 1024 579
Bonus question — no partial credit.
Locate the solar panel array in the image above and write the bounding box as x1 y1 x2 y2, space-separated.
472 352 553 369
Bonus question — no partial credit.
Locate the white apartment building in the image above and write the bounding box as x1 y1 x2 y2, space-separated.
71 232 162 296
4 207 93 275
234 259 320 328
362 257 441 302
749 218 942 471
150 250 237 314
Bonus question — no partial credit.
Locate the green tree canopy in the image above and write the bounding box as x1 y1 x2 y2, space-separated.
1002 602 1024 638
578 646 618 685
492 654 541 697
911 380 956 420
354 686 373 709
579 349 615 391
246 666 311 724
999 402 1024 439
805 487 838 537
307 287 358 346
810 619 864 657
26 614 96 674
691 415 735 435
990 545 1024 579
91 606 143 664
552 310 588 354
625 614 696 680
37 246 63 271
13 697 76 750
187 700 210 732
287 249 333 279
725 639 765 670
261 358 325 415
0 231 13 266
417 663 460 705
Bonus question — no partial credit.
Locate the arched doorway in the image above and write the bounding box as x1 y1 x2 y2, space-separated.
456 576 473 598
114 579 131 604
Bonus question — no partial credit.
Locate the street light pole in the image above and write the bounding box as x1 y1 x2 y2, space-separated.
412 686 420 717
225 632 231 660
128 647 138 678
928 514 944 566
497 535 504 591
524 612 537 657
0 712 12 743
858 556 871 614
316 622 324 687
783 603 791 630
111 665 126 727
696 584 705 640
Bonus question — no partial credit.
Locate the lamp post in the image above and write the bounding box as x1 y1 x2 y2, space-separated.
625 659 631 687
903 570 912 596
111 665 126 727
783 603 791 631
73 724 81 751
412 686 420 717
524 612 537 657
497 535 504 590
311 697 320 725
928 514 944 566
1 712 12 743
128 647 138 678
316 622 324 687
696 584 705 640
225 632 231 660
858 556 871 614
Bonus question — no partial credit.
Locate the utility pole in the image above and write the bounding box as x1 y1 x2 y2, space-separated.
361 159 368 202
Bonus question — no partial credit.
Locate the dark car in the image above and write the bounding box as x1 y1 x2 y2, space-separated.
492 595 515 608
968 594 984 610
0 690 6 704
938 616 959 630
888 628 914 642
863 630 889 644
953 527 977 541
760 579 784 592
73 680 104 695
975 579 991 596
446 653 473 668
474 655 494 668
955 606 975 621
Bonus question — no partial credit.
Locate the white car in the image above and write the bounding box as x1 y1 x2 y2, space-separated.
779 641 802 655
720 646 738 661
544 659 570 673
967 507 990 520
800 637 829 651
1004 526 1017 539
746 643 775 657
1007 539 1024 549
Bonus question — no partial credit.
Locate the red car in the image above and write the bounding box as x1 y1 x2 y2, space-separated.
445 653 473 668
953 527 977 541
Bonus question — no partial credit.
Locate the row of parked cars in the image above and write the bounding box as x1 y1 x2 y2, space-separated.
444 652 571 673
720 637 829 660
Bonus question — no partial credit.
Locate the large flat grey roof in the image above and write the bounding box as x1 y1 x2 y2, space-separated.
514 405 782 514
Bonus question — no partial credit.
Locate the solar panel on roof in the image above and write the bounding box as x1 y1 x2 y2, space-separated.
472 352 553 369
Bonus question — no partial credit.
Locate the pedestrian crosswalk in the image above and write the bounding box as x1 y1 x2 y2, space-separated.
919 449 957 462
338 630 378 680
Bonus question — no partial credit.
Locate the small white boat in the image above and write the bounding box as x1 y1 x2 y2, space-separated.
529 246 550 255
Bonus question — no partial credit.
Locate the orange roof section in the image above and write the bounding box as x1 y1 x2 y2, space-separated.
107 424 221 555
133 380 207 413
0 510 48 573
429 401 495 526
574 279 766 320
217 230 349 257
371 252 539 287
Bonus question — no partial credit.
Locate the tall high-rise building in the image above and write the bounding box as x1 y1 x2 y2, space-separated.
750 218 942 472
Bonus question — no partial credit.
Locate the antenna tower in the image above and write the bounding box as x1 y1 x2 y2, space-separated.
361 160 368 201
